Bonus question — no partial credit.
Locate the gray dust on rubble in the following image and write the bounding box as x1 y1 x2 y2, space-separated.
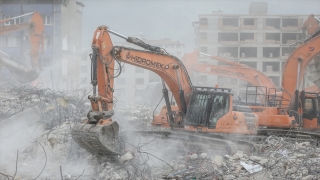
1 86 319 179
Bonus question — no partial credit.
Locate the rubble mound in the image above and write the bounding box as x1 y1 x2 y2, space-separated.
0 86 319 179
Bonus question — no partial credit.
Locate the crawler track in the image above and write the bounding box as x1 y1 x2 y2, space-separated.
72 123 319 157
120 130 260 155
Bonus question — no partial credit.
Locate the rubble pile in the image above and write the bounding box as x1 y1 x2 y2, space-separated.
1 86 319 179
0 85 90 129
81 131 319 179
94 135 320 180
115 106 157 131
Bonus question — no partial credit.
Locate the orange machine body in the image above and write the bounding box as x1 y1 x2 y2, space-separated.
152 96 258 134
177 51 296 128
282 33 320 129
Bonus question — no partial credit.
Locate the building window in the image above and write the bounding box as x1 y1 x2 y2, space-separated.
2 36 20 47
44 36 52 49
77 4 82 12
45 15 52 25
243 18 254 25
2 15 19 25
81 66 87 73
240 47 257 58
200 18 207 25
200 33 207 39
135 67 144 73
222 18 239 27
117 78 125 84
3 16 11 25
218 33 238 42
13 17 20 24
135 78 144 85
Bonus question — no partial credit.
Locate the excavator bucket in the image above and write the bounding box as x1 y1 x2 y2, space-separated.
13 69 38 83
71 121 122 157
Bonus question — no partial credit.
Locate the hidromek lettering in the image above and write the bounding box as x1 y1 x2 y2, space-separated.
211 68 249 79
127 55 169 69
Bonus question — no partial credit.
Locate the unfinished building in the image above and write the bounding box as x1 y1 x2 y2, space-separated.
192 2 311 97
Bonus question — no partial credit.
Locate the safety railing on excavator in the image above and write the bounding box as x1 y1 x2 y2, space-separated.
245 86 268 106
267 88 291 108
242 86 291 108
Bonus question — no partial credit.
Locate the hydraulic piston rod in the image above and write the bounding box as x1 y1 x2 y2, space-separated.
107 28 162 53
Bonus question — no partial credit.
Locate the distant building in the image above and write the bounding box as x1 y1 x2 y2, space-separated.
81 33 185 106
0 0 84 90
192 2 313 97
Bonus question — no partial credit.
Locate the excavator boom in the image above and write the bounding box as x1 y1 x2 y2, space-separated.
183 51 277 91
0 12 44 82
72 26 193 156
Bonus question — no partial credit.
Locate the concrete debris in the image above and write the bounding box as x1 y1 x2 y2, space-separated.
213 155 224 167
119 151 134 164
189 153 198 160
0 86 319 179
200 153 208 159
240 161 262 173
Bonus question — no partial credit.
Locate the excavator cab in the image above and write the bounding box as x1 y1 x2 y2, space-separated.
302 92 320 128
185 87 231 128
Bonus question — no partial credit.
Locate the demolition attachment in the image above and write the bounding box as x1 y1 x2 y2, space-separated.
71 40 122 156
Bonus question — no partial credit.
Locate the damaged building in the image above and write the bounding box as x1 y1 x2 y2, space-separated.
0 0 84 90
192 2 309 98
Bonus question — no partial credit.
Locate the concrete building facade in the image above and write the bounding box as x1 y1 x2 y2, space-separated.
192 2 310 97
0 0 84 90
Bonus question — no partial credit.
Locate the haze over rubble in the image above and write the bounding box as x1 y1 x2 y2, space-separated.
79 0 320 51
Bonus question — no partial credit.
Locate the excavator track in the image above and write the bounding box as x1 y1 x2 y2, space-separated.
71 122 319 158
71 122 122 157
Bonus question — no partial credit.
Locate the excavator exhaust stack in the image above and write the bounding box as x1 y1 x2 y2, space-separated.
71 121 122 157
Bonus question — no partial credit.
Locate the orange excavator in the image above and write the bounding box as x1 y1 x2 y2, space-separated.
281 27 320 130
0 12 44 83
182 51 320 130
184 52 319 101
155 15 320 130
71 26 259 156
154 52 296 129
184 52 277 101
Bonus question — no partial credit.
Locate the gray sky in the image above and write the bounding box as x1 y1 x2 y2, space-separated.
78 0 320 52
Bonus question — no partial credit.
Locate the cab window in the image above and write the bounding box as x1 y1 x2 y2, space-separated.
304 98 313 113
209 95 229 127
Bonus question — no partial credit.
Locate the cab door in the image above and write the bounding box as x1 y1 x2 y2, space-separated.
302 97 318 120
207 94 230 128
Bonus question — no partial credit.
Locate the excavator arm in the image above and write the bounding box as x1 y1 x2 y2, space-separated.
72 26 193 156
282 31 320 108
0 12 44 82
90 26 192 113
183 51 277 91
